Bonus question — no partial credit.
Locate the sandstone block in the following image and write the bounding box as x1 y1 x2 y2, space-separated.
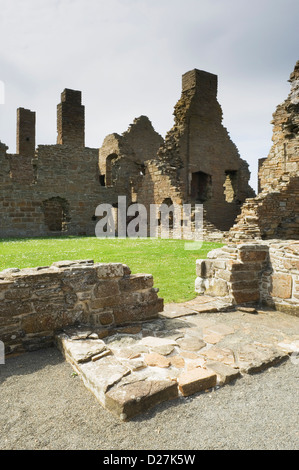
96 263 124 279
205 278 228 297
178 368 217 397
0 300 33 318
91 311 115 326
233 290 260 305
57 336 108 364
118 274 154 292
205 362 241 385
94 280 120 298
239 250 268 263
233 343 289 374
105 380 178 420
144 352 171 368
271 273 292 299
113 300 162 325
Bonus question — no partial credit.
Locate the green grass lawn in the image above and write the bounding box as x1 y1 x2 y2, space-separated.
0 237 223 304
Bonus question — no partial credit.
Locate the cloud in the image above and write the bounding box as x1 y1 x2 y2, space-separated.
0 0 298 191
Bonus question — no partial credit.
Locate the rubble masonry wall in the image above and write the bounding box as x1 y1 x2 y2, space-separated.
195 241 299 316
0 260 163 355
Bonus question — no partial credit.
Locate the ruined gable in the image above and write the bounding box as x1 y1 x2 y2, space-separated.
143 68 255 231
98 116 164 198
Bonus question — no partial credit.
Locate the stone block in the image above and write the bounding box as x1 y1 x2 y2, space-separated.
0 300 33 318
233 343 288 373
105 380 178 420
196 260 214 278
57 335 108 364
205 362 241 385
271 273 293 299
205 278 228 297
90 310 115 326
231 280 259 291
195 276 205 294
96 263 124 279
78 357 131 403
178 368 217 397
232 290 260 305
239 249 268 263
118 274 154 292
4 287 31 300
113 299 162 325
93 279 120 298
170 355 185 368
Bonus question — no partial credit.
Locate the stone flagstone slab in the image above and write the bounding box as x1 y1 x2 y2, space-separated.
161 303 198 318
233 343 289 373
178 368 217 397
78 357 131 406
205 362 241 385
144 352 171 368
56 334 108 364
105 379 178 421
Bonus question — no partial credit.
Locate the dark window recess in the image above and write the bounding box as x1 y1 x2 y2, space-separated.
140 164 146 176
42 197 70 232
106 153 118 186
159 198 174 229
99 175 105 186
191 171 212 203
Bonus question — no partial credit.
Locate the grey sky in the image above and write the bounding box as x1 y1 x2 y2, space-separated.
0 0 298 191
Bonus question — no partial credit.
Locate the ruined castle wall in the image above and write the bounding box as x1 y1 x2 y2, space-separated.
0 141 106 237
229 60 299 241
0 260 163 355
259 61 299 192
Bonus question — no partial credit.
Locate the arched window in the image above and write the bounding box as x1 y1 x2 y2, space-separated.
106 153 118 186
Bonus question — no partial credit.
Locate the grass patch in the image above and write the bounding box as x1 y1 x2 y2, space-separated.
0 237 223 304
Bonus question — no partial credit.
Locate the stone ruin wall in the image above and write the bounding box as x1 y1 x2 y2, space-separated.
196 241 299 316
229 60 299 242
0 260 163 356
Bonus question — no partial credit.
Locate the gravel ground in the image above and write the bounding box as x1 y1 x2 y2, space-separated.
0 346 298 451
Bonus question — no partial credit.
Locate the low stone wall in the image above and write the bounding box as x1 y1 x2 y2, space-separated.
195 241 299 316
260 242 299 314
0 260 163 355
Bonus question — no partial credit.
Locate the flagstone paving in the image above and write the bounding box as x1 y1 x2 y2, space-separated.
55 295 299 421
